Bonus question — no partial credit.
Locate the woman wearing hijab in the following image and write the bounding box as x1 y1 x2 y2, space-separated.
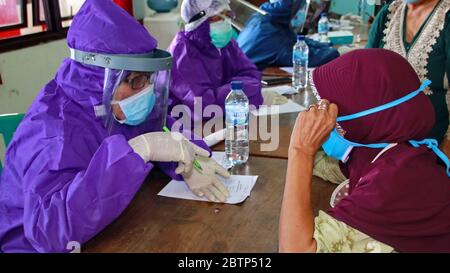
367 0 450 156
279 48 450 253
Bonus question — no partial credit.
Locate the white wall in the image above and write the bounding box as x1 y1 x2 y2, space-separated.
134 0 182 19
0 39 69 114
0 39 69 164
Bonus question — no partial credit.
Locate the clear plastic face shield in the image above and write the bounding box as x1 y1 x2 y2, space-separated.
209 9 236 23
188 5 236 23
70 48 172 135
291 0 310 33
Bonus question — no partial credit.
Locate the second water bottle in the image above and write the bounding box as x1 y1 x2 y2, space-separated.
292 35 309 90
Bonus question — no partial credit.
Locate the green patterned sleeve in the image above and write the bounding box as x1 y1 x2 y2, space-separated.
313 211 395 253
366 5 390 49
313 151 347 184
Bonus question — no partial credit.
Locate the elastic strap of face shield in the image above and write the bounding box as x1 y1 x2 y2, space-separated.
189 10 206 23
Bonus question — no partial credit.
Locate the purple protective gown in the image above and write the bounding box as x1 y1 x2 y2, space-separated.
167 20 263 122
0 0 207 253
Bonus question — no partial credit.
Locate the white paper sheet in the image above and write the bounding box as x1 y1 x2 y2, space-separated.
210 151 233 170
251 99 305 116
158 175 258 204
280 67 293 74
262 84 297 95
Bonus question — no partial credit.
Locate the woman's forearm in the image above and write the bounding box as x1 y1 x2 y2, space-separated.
279 150 317 253
279 100 337 252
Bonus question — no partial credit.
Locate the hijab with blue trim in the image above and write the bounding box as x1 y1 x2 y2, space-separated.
313 49 450 252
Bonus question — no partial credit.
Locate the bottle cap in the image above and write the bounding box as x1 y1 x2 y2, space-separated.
231 81 243 90
297 35 305 41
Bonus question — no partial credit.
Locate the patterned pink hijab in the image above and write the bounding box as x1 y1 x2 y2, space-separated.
313 49 450 252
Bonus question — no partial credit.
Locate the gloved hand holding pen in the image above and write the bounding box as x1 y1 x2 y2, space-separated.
129 127 231 202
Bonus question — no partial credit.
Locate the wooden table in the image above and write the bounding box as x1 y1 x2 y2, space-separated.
83 156 335 253
262 67 292 77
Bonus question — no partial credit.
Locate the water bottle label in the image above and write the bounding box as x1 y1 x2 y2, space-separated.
231 111 248 125
293 50 308 65
318 23 329 34
226 105 248 126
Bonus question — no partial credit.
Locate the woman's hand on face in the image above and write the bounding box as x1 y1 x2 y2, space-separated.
289 100 338 157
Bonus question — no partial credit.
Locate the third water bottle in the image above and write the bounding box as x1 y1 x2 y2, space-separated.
292 35 309 90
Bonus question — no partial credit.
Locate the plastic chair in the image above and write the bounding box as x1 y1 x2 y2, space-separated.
0 113 25 175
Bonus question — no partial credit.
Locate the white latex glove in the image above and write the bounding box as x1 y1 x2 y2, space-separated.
181 156 231 203
128 132 210 174
262 90 289 106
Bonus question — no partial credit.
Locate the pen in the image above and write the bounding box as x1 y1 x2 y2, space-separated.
162 126 203 173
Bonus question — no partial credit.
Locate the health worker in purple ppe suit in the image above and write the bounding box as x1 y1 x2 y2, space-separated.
0 0 230 253
167 0 264 123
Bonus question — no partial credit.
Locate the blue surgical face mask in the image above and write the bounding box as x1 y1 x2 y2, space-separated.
321 80 450 177
322 128 391 163
112 84 156 126
291 10 306 29
210 19 233 48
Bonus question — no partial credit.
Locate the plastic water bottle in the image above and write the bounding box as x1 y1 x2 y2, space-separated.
292 35 309 90
318 12 329 43
225 81 249 165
